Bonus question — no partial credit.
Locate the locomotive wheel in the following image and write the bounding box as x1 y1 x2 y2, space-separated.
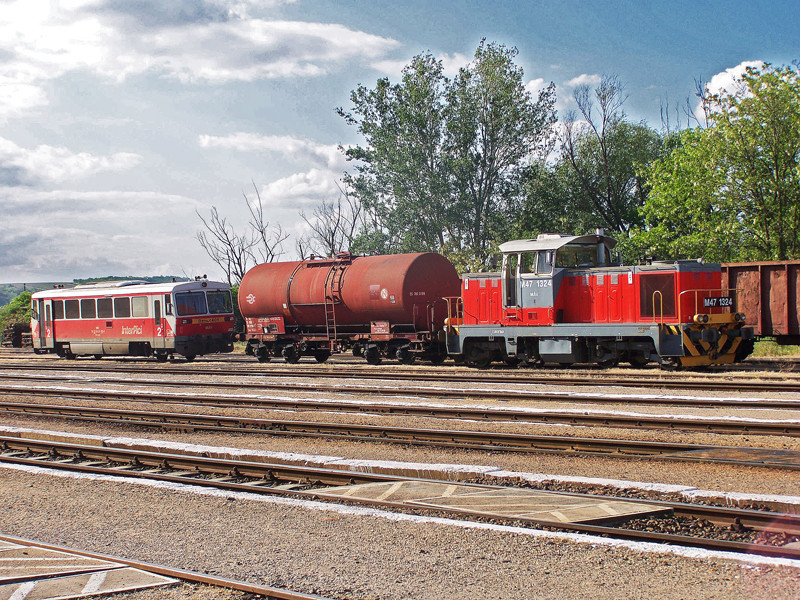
396 347 415 365
314 350 331 363
364 346 382 365
428 352 446 365
282 346 301 364
628 354 650 368
464 345 491 369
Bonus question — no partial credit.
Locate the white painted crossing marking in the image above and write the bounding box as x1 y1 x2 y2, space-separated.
79 571 107 595
7 581 34 600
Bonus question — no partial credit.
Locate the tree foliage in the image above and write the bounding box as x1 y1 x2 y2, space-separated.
339 40 556 269
635 63 800 261
558 76 663 236
0 291 31 333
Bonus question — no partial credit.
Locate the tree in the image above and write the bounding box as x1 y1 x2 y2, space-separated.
635 63 800 261
339 40 556 269
196 183 288 285
296 183 364 259
559 76 663 236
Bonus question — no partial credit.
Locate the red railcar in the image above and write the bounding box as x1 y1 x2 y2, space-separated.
239 252 461 364
30 279 234 361
721 261 800 344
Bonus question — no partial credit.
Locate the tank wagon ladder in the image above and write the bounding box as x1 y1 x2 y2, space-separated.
323 261 346 345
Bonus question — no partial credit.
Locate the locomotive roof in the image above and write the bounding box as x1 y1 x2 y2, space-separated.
30 279 230 299
498 233 617 254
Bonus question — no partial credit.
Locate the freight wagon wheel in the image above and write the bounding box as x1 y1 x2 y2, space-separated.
364 346 382 365
396 347 415 365
314 350 331 363
256 347 271 363
282 346 301 364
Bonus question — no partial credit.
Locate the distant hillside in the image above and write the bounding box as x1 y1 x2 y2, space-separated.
0 276 189 309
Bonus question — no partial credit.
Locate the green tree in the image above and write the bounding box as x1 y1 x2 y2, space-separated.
559 76 663 237
339 41 556 269
0 291 32 333
636 63 800 261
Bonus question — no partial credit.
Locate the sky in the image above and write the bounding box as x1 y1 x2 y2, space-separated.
0 0 797 284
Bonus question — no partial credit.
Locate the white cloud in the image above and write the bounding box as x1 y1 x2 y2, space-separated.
0 137 141 185
563 73 601 88
371 52 469 79
0 1 400 117
704 60 763 98
260 167 342 208
198 133 346 170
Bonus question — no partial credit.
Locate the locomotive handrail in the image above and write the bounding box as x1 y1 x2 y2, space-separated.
652 290 664 325
677 287 739 325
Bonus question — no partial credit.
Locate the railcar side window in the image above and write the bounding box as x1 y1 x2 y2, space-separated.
114 297 131 318
164 294 173 315
97 298 113 318
80 299 96 319
207 290 233 314
640 273 676 318
65 300 80 319
176 292 208 316
131 296 149 317
53 300 64 320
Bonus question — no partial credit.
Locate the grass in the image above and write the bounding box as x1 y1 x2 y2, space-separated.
752 339 800 357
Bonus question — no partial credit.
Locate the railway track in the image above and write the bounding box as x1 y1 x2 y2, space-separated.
1 434 798 560
3 372 800 410
3 383 800 437
4 357 800 393
2 399 799 470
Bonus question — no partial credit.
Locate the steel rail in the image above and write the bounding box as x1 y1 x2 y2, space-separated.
2 400 798 471
3 358 800 393
0 534 331 600
3 372 800 410
3 384 800 437
2 435 798 560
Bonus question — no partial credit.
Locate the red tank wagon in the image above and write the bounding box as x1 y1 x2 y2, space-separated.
30 279 234 361
446 232 754 369
239 252 461 364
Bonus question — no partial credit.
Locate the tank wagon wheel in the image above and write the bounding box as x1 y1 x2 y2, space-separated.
428 352 446 365
93 354 103 360
256 347 271 363
64 351 76 360
282 346 301 364
352 344 363 357
396 347 415 365
364 345 382 366
314 350 331 363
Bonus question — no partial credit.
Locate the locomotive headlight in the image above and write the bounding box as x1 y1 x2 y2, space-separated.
693 314 709 324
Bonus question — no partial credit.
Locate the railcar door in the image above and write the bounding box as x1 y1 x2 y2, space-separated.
37 299 54 349
152 298 166 351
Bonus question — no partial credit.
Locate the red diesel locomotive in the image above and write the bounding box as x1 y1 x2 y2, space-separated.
239 231 753 369
31 279 235 361
447 231 754 369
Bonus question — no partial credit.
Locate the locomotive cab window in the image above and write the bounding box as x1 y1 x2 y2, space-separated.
556 244 597 268
537 251 553 274
176 291 208 316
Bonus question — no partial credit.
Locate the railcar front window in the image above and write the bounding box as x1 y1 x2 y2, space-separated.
176 292 207 316
207 290 233 314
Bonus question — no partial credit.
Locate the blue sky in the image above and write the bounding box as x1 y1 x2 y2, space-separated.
0 0 797 283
